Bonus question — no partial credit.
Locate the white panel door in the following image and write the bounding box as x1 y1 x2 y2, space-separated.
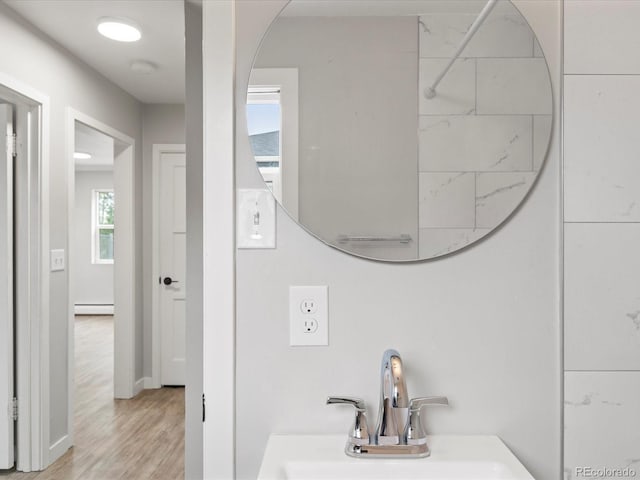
0 104 15 469
159 152 186 386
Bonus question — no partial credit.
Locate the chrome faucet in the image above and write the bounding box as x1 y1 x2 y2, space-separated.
374 349 409 445
328 348 448 458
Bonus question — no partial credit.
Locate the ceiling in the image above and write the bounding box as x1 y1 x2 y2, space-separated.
75 122 114 171
3 0 185 104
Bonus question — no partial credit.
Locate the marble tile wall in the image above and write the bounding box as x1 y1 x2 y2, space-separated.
565 373 640 476
417 9 552 257
564 2 640 478
564 75 640 222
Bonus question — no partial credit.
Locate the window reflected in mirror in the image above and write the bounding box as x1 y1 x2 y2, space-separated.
247 87 282 199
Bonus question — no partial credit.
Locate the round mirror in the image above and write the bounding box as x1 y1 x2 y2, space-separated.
246 0 552 261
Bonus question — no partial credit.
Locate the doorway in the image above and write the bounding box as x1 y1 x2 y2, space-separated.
0 79 48 473
71 122 117 446
65 110 137 459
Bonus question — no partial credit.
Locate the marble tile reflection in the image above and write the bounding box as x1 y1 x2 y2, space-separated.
419 58 476 115
477 58 552 114
533 38 544 58
533 115 552 171
419 13 534 58
476 172 536 228
419 115 532 172
419 172 475 228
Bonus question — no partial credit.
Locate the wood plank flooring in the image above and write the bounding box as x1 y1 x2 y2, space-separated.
1 316 184 480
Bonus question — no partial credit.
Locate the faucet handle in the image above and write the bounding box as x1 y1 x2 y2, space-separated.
327 396 366 412
404 396 449 446
409 396 449 410
327 396 370 445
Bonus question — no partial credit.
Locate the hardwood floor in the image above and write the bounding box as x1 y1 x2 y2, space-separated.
2 316 184 480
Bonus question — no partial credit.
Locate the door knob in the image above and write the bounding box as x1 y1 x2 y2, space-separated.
163 277 178 286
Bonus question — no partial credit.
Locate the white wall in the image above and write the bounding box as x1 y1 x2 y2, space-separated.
141 104 185 378
233 2 562 480
74 170 114 307
0 3 143 457
563 1 640 475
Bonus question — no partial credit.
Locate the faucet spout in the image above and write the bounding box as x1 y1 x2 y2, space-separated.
374 349 409 445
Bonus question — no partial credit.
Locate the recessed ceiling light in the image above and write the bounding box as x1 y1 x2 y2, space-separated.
74 152 92 160
130 60 157 74
97 17 141 42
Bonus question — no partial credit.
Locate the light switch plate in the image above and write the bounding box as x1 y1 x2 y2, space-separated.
237 189 276 249
50 249 65 272
290 286 328 346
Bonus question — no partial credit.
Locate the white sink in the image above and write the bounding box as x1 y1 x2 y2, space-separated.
257 435 535 480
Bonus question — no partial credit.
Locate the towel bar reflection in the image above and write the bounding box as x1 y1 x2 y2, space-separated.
337 234 412 244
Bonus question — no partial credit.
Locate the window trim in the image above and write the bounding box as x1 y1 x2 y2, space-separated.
92 188 114 265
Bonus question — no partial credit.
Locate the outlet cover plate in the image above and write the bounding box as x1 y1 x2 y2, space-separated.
289 286 328 346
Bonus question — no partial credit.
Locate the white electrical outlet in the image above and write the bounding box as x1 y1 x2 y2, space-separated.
300 299 318 314
303 318 318 333
290 286 328 346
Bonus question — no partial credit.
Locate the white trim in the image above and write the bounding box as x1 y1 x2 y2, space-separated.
37 92 50 474
0 73 50 472
0 101 15 471
203 1 236 478
74 305 114 315
133 377 145 396
142 376 157 390
66 109 138 459
151 143 185 390
112 139 136 400
248 67 299 220
47 434 70 464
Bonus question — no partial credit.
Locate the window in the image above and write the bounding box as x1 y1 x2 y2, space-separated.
247 86 283 201
93 189 114 264
247 68 299 220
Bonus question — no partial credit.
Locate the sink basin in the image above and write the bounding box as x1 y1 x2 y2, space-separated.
257 435 534 480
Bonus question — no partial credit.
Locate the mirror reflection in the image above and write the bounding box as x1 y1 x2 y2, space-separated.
247 0 552 261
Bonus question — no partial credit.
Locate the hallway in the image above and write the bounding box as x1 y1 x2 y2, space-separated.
2 316 184 480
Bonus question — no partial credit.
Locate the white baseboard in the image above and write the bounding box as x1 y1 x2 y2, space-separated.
133 377 145 396
143 376 160 389
74 304 114 315
48 434 71 466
